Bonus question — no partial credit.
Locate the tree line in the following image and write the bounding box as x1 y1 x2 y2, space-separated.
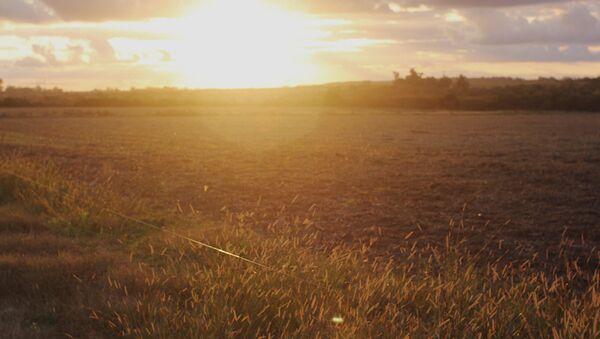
1 72 600 111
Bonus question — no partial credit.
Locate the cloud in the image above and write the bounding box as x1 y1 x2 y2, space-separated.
2 21 170 41
467 4 600 45
0 0 55 22
89 38 116 61
14 56 46 67
39 0 395 21
9 37 96 69
404 0 571 8
474 44 600 62
6 0 573 22
39 0 194 21
285 0 574 14
30 44 60 65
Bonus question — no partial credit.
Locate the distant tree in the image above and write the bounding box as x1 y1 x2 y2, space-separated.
454 75 470 93
442 92 459 109
0 78 3 92
392 71 402 87
406 68 423 83
439 76 452 89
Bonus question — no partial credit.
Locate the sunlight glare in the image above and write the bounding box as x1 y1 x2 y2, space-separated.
171 0 325 88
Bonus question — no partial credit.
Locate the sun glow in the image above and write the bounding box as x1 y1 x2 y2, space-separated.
169 0 326 88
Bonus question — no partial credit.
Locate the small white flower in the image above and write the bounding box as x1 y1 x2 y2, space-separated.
331 316 344 324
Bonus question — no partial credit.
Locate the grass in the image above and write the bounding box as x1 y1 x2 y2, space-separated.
0 156 599 338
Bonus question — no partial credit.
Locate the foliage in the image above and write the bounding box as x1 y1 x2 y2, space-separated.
3 72 600 111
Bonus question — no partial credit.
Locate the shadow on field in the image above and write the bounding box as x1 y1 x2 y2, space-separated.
0 176 117 338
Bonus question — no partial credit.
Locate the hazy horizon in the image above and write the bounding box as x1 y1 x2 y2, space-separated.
1 74 593 93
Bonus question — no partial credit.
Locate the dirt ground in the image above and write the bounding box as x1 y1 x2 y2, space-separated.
1 107 599 258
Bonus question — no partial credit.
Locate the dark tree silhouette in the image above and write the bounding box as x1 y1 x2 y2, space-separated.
439 76 452 89
406 68 424 86
454 75 470 93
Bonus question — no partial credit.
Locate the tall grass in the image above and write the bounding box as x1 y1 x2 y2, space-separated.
0 156 599 338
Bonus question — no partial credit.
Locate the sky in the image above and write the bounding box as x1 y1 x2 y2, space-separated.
1 0 600 89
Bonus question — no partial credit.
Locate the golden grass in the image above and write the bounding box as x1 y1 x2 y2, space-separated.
0 157 599 338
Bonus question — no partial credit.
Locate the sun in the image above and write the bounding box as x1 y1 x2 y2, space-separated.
170 0 325 88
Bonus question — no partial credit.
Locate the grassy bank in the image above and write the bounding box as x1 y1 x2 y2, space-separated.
0 156 598 338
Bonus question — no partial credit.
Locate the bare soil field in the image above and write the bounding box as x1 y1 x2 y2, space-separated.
2 108 599 254
0 107 599 337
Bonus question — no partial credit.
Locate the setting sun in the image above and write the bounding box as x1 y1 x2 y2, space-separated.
168 0 325 88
